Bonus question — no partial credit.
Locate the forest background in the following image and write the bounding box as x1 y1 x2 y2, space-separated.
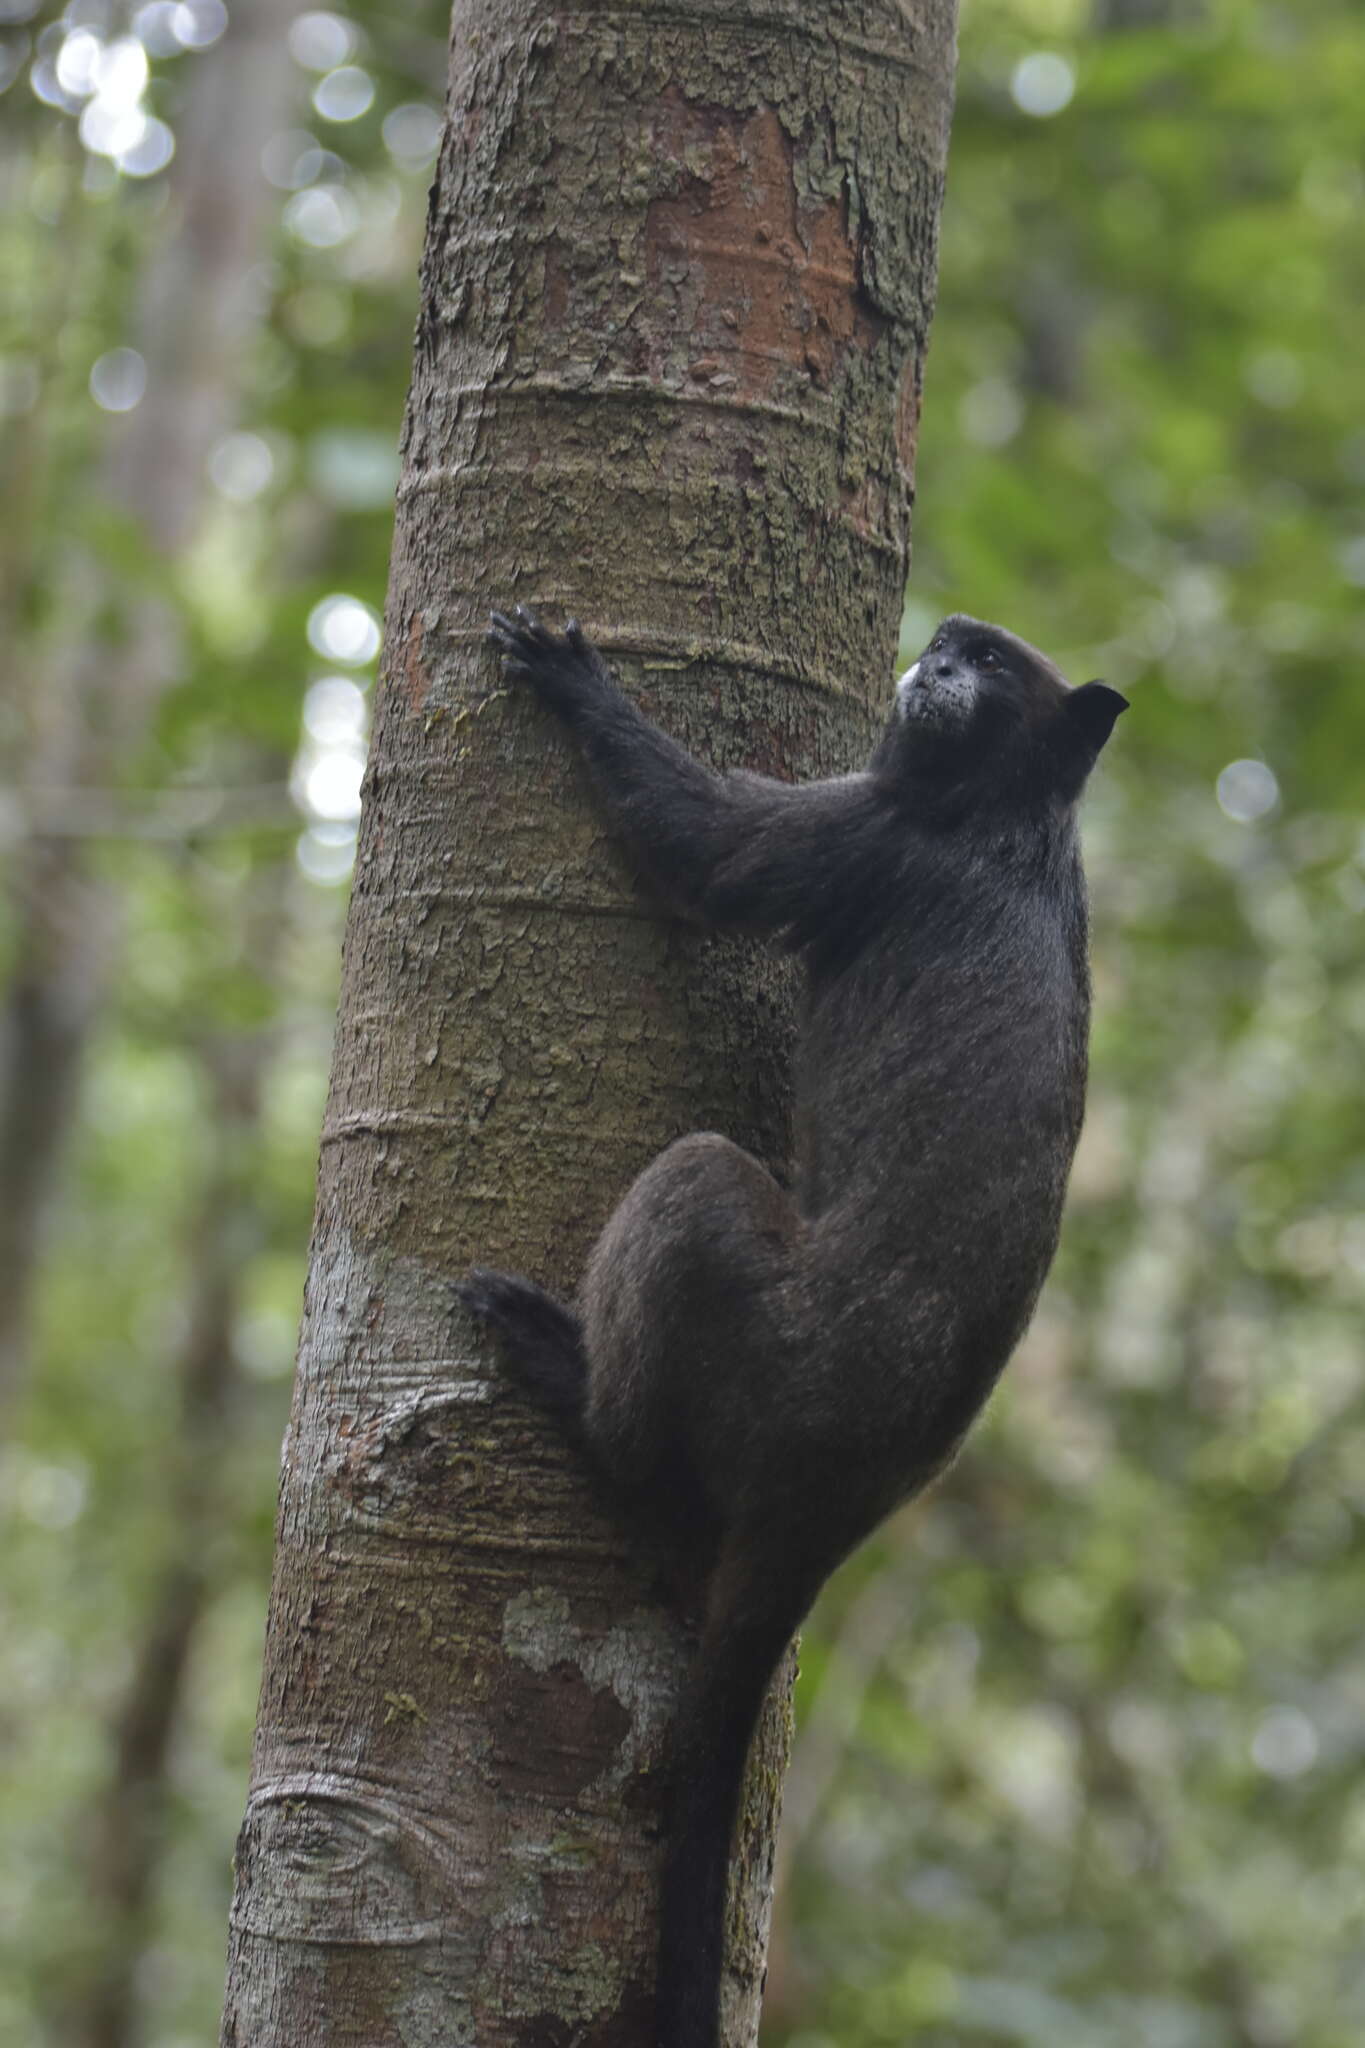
2 0 1363 2044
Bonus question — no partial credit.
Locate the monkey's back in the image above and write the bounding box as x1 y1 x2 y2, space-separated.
788 822 1090 1496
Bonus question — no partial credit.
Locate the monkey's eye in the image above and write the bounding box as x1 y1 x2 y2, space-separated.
976 647 1006 674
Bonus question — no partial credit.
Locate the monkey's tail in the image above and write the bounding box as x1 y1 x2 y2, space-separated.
457 1268 587 1427
657 1558 808 2048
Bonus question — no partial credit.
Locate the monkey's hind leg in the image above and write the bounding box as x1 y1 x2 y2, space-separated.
458 1269 587 1432
581 1132 806 1493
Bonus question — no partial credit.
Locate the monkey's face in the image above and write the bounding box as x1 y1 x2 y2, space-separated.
892 615 1127 798
896 616 1059 735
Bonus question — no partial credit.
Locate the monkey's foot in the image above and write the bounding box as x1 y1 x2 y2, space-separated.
458 1267 588 1424
487 606 605 718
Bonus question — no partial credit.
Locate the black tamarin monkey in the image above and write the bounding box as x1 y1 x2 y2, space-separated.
461 606 1126 2048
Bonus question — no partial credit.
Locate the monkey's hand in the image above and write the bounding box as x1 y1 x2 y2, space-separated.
488 607 614 724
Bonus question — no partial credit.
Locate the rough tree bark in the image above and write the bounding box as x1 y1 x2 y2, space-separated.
0 0 301 1424
222 4 957 2041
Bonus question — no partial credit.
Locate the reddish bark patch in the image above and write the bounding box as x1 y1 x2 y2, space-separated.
490 1656 633 1799
740 716 800 781
644 95 886 399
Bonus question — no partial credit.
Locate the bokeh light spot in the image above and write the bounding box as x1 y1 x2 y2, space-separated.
312 65 373 123
208 430 275 502
118 115 174 178
309 428 398 508
133 2 185 58
1010 51 1076 118
283 183 358 248
261 129 331 191
302 750 364 822
30 55 80 112
382 102 442 169
55 29 103 97
289 10 355 72
81 99 146 159
89 346 147 412
169 0 227 51
307 594 380 665
1216 759 1279 824
296 824 358 885
303 676 368 745
92 33 148 107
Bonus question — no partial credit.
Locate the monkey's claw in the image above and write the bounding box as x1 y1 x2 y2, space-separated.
487 605 605 717
487 606 559 676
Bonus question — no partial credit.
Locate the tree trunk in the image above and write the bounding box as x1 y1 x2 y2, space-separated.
221 4 957 2041
0 0 301 1425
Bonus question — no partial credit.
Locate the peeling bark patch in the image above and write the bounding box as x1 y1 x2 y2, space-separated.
491 1656 632 1800
644 96 885 400
503 1587 688 1796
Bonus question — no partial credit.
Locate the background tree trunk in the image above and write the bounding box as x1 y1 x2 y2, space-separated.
70 842 293 2048
221 3 957 2040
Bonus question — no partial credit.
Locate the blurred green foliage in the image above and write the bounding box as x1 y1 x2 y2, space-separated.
1 1 1362 2045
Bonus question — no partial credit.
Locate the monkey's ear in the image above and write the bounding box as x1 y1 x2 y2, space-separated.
1064 680 1128 755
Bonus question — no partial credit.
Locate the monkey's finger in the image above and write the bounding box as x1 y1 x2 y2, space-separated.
565 619 587 654
487 614 531 654
489 619 552 681
512 605 556 647
488 610 544 647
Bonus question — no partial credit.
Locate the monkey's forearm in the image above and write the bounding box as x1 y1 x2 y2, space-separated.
490 610 807 926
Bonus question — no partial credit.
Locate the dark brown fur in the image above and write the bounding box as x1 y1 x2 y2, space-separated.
461 607 1126 2048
